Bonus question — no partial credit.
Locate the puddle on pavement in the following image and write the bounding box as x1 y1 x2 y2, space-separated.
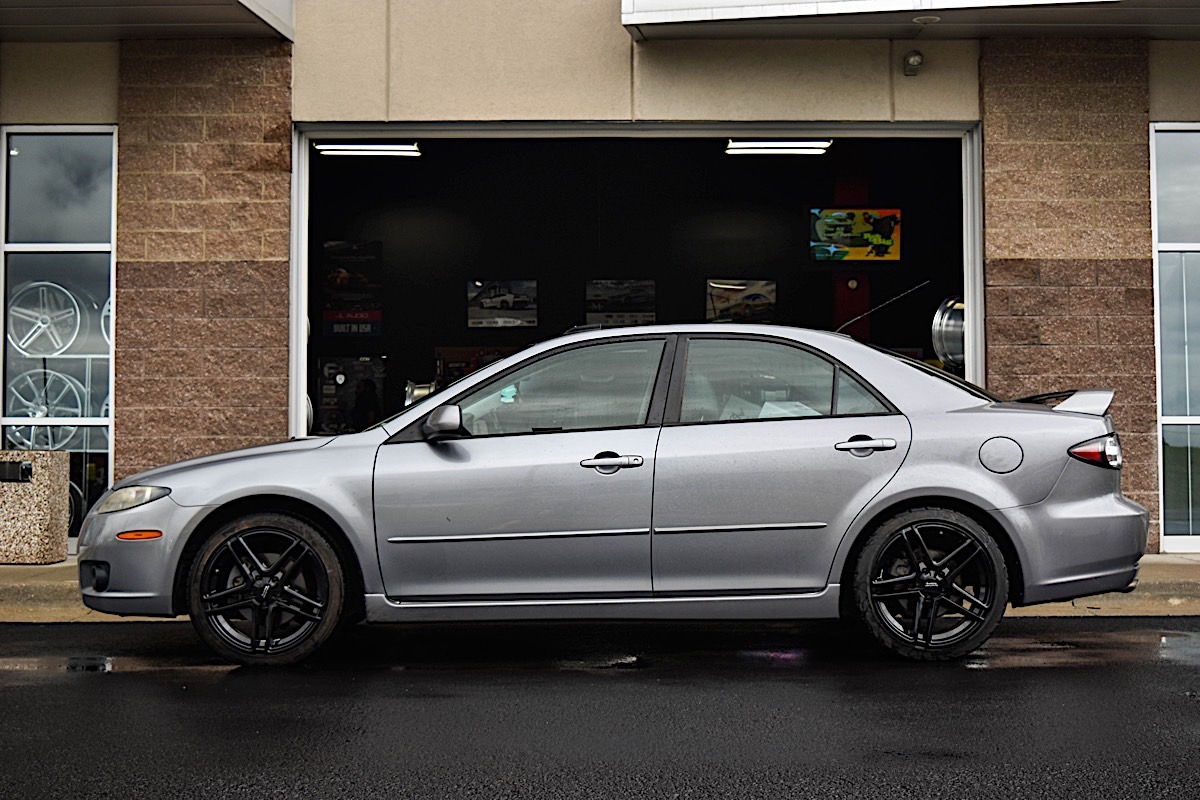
737 649 809 666
0 656 234 674
555 654 643 671
966 630 1200 669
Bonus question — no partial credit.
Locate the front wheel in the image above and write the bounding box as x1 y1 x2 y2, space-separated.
853 508 1008 661
188 512 345 666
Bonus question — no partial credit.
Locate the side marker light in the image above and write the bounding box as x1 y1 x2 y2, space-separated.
116 530 163 541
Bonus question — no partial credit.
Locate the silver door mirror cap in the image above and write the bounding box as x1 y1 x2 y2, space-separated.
423 405 463 441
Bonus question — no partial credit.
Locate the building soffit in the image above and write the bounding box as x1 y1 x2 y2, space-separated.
0 0 293 41
622 0 1200 40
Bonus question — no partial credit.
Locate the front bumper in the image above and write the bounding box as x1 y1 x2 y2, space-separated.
77 496 205 617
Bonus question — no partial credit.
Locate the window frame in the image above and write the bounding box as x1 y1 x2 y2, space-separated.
663 333 898 427
0 126 117 537
387 334 677 443
1153 123 1200 551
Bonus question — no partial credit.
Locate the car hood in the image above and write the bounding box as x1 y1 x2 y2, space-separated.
114 436 337 489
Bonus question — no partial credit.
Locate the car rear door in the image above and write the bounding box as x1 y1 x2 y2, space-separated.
373 336 672 599
651 335 911 594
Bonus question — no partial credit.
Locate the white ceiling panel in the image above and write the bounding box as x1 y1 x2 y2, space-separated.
623 0 1200 39
0 1 293 41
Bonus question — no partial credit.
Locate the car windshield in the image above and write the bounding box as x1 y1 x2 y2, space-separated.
876 347 1000 402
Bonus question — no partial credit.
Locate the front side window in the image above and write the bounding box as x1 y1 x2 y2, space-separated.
680 338 887 423
457 339 666 436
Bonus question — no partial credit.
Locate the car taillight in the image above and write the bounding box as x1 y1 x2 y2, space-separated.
1068 434 1122 469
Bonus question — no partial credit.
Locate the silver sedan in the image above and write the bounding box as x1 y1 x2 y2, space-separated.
78 324 1147 664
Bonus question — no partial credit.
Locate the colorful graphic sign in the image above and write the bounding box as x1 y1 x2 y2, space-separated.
811 208 902 261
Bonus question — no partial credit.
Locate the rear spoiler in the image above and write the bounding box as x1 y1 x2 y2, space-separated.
1013 389 1114 416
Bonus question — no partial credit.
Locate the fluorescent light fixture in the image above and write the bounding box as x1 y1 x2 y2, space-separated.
708 281 749 290
315 143 421 157
725 139 831 156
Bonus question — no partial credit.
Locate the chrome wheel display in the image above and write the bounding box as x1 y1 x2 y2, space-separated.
5 369 85 450
6 281 82 356
189 514 345 665
68 480 85 538
100 296 112 346
855 508 1007 660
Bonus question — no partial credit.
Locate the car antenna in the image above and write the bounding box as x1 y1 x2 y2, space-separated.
834 279 931 334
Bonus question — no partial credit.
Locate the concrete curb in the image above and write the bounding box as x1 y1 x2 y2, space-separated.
2 555 1198 624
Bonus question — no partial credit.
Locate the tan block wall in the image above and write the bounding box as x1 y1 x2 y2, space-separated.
0 42 119 124
981 39 1159 549
114 40 292 479
292 0 980 122
1150 41 1200 121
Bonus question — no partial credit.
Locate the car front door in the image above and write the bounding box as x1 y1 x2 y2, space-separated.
373 337 671 599
651 336 911 594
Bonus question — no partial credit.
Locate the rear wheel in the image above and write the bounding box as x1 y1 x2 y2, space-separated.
853 507 1007 661
188 512 345 666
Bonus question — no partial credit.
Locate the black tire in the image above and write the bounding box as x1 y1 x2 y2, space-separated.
188 512 345 666
853 507 1008 661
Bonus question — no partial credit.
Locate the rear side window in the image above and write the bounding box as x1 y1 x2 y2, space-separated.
680 338 889 423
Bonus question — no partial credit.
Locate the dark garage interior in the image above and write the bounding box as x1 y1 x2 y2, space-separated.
306 136 965 430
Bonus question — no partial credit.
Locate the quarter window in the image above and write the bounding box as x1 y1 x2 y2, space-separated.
457 340 666 436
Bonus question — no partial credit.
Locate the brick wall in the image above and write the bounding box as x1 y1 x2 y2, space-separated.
981 39 1159 548
114 39 292 479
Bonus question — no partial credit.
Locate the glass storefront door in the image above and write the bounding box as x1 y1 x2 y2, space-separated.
1155 127 1200 549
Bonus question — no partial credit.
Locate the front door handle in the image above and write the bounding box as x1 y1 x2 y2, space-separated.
834 438 897 454
580 454 644 474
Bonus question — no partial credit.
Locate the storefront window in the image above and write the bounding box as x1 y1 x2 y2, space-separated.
1156 127 1200 544
305 135 966 434
1 129 114 538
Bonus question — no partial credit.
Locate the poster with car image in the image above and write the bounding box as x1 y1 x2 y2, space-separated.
811 208 902 261
467 280 537 328
586 280 656 326
706 279 776 322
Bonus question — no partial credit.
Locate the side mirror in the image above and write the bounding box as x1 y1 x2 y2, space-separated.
423 405 463 441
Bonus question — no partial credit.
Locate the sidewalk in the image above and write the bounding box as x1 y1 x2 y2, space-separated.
2 555 1199 624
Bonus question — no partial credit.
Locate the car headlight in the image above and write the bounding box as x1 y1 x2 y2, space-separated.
96 486 171 514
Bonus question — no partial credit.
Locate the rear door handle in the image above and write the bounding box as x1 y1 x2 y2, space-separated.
834 438 897 453
580 455 644 469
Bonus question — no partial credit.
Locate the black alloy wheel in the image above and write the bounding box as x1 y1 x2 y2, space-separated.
853 507 1008 661
188 512 345 666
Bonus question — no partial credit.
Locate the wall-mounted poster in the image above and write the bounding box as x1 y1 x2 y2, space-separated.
316 356 386 434
706 279 776 322
811 209 902 261
467 280 537 327
321 241 384 336
586 280 656 326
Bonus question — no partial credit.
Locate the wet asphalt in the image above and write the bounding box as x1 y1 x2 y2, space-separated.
2 617 1200 799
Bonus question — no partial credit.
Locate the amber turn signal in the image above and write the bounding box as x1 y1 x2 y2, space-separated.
116 530 163 541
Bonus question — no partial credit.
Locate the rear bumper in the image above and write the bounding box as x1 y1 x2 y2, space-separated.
1002 493 1148 607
